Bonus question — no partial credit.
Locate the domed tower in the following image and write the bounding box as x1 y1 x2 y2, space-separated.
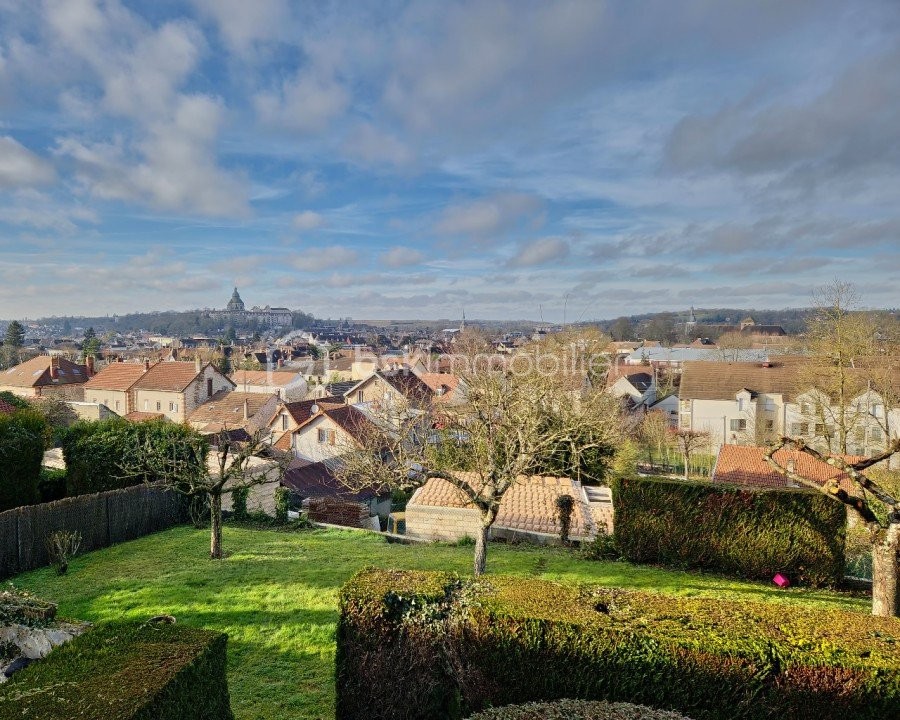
226 287 245 313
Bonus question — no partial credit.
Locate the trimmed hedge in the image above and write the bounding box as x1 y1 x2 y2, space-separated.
0 621 232 720
0 409 47 512
336 568 900 720
62 419 206 496
611 475 846 586
467 700 694 719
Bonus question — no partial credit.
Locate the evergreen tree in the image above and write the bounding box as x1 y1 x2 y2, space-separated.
4 320 25 349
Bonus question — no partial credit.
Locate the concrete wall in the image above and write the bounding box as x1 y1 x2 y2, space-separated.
405 504 482 542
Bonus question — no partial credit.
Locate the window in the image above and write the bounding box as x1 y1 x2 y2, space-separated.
729 419 747 432
115 400 120 411
144 400 149 410
871 404 885 418
765 420 774 431
801 403 812 415
790 422 808 435
317 428 327 443
173 403 178 412
764 399 775 412
207 378 213 397
815 423 825 435
169 402 174 411
871 428 884 442
737 398 744 412
156 401 161 411
357 390 364 404
282 414 289 431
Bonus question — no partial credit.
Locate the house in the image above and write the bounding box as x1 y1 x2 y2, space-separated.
678 358 804 447
266 396 344 449
606 364 656 408
404 473 604 544
646 394 680 428
282 458 391 525
289 404 377 463
131 359 235 422
82 361 149 415
0 355 89 399
417 372 465 405
711 444 860 495
343 369 433 408
229 369 307 401
187 391 280 435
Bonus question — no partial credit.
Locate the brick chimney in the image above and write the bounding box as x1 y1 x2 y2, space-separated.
49 355 59 380
144 359 150 371
195 356 202 373
85 355 95 376
243 398 249 422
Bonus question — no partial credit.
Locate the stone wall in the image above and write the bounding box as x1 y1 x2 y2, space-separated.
405 504 482 542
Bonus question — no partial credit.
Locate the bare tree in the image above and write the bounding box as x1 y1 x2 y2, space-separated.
673 429 710 481
337 334 624 575
126 427 290 559
765 436 900 617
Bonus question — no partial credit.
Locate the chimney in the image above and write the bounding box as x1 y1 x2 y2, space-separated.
85 355 95 376
49 355 59 380
277 358 284 368
144 359 150 371
243 398 249 422
786 459 796 474
195 356 202 373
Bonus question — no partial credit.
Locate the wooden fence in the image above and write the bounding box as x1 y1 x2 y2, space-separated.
0 484 187 580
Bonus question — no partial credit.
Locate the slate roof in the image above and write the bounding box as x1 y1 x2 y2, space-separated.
83 362 147 391
282 458 381 501
712 444 860 494
679 358 806 401
0 356 88 388
409 473 594 538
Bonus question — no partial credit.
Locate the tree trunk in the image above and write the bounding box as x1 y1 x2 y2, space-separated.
872 522 900 617
473 524 490 577
683 453 689 482
209 491 223 560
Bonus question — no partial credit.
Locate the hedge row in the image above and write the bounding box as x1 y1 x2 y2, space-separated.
0 409 47 512
611 475 846 586
336 568 900 720
0 621 232 720
467 700 694 720
62 419 206 496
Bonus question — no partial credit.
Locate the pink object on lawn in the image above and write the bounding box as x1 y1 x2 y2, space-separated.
773 573 790 588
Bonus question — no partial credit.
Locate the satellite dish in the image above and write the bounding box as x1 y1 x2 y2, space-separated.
310 403 319 416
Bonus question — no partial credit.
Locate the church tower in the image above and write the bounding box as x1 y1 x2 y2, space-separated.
226 287 245 313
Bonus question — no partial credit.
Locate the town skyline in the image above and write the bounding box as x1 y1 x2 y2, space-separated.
1 1 899 320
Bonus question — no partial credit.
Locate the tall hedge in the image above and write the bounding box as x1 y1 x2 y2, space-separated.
0 621 232 720
0 409 47 512
62 419 206 496
611 476 846 586
337 569 900 720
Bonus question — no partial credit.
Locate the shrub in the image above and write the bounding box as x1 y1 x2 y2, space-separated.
580 529 619 561
555 494 575 544
0 409 47 512
611 475 845 587
337 568 900 720
45 529 82 575
37 467 68 503
274 486 290 524
62 419 206 496
0 620 232 720
467 700 694 720
231 486 249 520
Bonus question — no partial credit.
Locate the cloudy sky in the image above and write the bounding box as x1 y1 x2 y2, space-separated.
1 0 898 321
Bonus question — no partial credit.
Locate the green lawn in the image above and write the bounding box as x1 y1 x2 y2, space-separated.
10 524 869 720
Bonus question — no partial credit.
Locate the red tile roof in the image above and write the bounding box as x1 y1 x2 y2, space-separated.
230 369 304 388
679 358 806 401
0 356 88 388
123 411 166 422
188 391 279 429
712 444 861 494
83 362 147 391
409 473 593 538
133 361 233 393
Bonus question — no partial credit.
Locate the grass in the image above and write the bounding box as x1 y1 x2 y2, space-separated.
9 524 869 720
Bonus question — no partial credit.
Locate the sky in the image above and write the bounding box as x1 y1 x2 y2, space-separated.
0 0 898 322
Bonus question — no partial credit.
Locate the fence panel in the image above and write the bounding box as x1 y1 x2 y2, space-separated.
18 493 109 570
0 511 18 578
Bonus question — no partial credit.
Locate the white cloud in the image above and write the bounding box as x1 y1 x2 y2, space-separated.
292 210 326 231
290 246 358 272
507 236 570 267
190 0 291 54
0 136 55 187
434 193 543 238
380 246 425 268
255 71 349 134
343 122 413 167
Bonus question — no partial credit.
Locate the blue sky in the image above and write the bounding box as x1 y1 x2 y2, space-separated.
0 0 898 321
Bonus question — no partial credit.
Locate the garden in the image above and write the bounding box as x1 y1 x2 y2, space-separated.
5 523 872 720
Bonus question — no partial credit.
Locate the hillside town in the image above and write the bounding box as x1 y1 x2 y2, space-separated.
1 2 899 719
